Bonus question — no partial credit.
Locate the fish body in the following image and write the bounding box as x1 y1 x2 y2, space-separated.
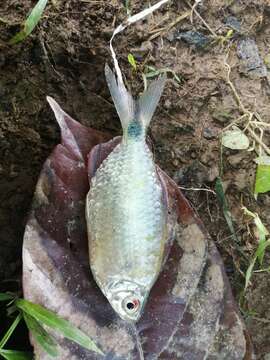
86 66 167 321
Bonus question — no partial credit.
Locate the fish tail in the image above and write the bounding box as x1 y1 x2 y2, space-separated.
137 73 166 131
105 64 166 139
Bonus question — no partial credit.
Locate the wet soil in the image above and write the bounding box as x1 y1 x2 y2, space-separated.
0 0 270 358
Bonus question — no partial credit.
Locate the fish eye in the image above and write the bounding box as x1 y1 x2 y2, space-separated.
126 302 135 310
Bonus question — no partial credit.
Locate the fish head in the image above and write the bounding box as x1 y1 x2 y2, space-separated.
106 280 146 322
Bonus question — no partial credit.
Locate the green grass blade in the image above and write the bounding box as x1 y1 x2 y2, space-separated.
0 350 32 360
242 207 269 265
0 293 15 302
215 177 238 243
0 313 22 349
16 299 103 355
23 313 58 357
9 0 48 45
256 239 270 267
244 256 257 291
245 240 270 290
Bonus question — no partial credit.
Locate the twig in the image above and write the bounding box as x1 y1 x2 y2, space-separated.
223 114 249 131
224 61 247 114
148 10 190 41
250 120 270 127
247 126 270 156
186 0 217 38
179 186 216 195
250 316 270 324
253 267 270 273
190 0 201 24
224 58 270 156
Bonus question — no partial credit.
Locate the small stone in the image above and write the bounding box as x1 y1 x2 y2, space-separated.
224 16 241 32
203 127 218 140
237 38 267 78
176 30 210 49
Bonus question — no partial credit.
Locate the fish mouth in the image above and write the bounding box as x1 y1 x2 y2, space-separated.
105 280 147 322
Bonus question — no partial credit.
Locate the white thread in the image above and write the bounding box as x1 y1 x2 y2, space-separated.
109 0 170 84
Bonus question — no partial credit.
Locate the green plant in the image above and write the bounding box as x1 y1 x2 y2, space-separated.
222 60 270 197
144 65 181 83
215 177 238 243
0 303 31 360
9 0 48 45
242 207 270 291
142 65 182 90
127 53 137 71
0 294 103 358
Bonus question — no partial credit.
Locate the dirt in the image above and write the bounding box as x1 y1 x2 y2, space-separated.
0 0 270 358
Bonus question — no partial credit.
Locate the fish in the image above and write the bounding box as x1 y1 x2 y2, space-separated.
86 65 167 322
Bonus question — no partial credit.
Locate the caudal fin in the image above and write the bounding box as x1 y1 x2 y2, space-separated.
138 74 166 129
105 65 166 133
105 64 135 131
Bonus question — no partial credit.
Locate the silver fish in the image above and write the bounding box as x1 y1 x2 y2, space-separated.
86 65 167 322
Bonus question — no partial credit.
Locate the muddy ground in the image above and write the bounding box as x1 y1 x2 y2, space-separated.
0 0 270 358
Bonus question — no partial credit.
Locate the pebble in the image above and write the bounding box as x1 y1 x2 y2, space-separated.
237 38 267 78
203 127 218 140
176 30 210 49
224 16 241 32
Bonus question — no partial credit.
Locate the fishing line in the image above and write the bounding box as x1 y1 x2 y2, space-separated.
109 0 171 84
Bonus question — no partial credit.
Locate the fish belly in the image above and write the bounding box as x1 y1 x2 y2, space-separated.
86 141 167 294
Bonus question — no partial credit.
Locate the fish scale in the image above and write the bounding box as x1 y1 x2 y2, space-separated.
87 141 165 281
86 65 167 321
